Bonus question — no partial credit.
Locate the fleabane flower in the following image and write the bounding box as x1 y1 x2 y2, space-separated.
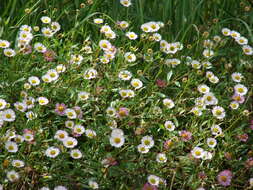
217 170 233 187
203 49 214 58
242 45 253 55
83 68 98 79
197 84 210 94
94 18 104 24
0 99 7 110
7 170 19 182
41 27 54 37
207 138 217 148
191 147 204 159
147 175 160 186
28 76 40 86
41 16 51 24
211 125 223 136
109 133 125 148
212 106 226 119
45 147 60 158
37 97 49 105
221 28 231 36
120 0 132 7
2 109 16 122
234 84 248 96
231 72 243 83
163 98 175 109
5 141 18 153
124 52 136 62
118 70 132 80
54 130 68 141
164 120 175 131
137 144 149 154
63 137 78 148
4 48 16 57
85 129 97 138
156 153 167 163
70 149 82 159
0 39 10 48
88 180 99 189
12 160 25 168
141 136 154 149
65 109 77 119
131 78 143 89
78 91 90 101
126 32 138 40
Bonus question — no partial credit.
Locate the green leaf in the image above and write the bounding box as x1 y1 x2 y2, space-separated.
167 70 173 82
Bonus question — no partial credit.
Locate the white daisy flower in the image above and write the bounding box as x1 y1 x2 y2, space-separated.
137 144 149 154
212 106 226 119
5 141 18 153
202 151 213 160
231 72 243 82
12 160 25 168
73 124 85 135
70 149 82 159
4 48 16 57
88 180 99 189
41 16 51 24
0 99 7 110
126 32 138 40
94 18 104 24
7 170 19 182
156 153 167 163
229 101 239 110
191 147 204 159
109 135 125 148
234 84 248 96
131 78 143 89
197 84 210 94
120 0 132 7
47 69 59 81
203 92 218 105
163 98 175 109
203 49 214 58
124 52 136 62
164 120 175 131
242 45 253 55
141 136 154 149
207 138 217 148
28 76 40 86
54 186 68 190
85 129 97 138
45 147 60 158
0 39 10 48
51 22 61 32
65 120 75 129
235 36 248 45
41 27 54 37
23 133 34 142
211 125 223 136
65 109 77 119
37 97 49 105
54 130 69 141
221 28 231 36
78 91 90 101
147 175 160 186
63 137 78 148
118 70 132 80
2 109 16 122
14 102 27 112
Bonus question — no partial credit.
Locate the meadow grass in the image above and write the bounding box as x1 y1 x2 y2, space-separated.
0 0 252 190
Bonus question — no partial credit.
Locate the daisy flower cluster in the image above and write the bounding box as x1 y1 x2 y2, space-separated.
0 2 252 189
